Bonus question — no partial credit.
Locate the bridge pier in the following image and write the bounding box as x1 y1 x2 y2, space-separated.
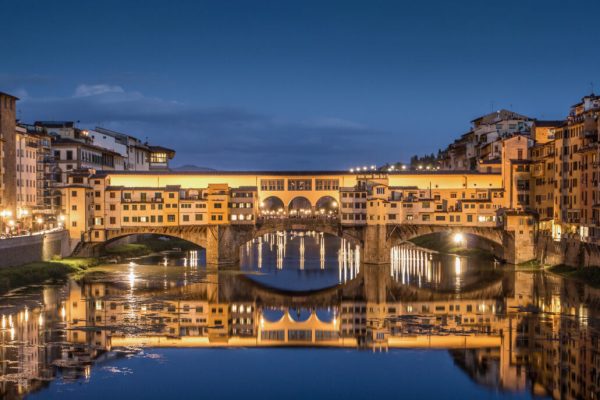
205 225 253 268
362 225 391 265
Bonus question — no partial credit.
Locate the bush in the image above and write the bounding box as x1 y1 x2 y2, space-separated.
0 257 98 294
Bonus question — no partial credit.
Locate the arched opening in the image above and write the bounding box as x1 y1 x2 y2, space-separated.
406 231 499 258
315 196 339 217
240 229 361 291
260 196 285 217
102 233 205 266
288 196 312 217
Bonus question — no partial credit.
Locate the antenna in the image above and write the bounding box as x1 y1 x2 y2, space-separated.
591 81 595 95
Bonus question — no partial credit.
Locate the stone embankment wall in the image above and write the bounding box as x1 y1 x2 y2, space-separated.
536 233 600 267
0 230 71 268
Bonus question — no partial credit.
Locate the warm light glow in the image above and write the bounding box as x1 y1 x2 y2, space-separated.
454 256 462 275
453 233 464 244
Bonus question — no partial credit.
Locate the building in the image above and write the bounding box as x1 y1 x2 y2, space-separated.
15 125 38 228
0 91 18 219
529 94 600 242
89 127 153 171
440 110 533 171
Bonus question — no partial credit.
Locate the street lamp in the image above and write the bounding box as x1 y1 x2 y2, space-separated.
0 210 12 235
36 217 43 232
453 233 464 246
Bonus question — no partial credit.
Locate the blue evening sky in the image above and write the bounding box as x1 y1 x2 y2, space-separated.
1 0 599 170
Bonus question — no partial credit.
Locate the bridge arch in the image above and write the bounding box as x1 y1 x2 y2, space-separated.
288 196 312 215
260 196 285 215
388 225 503 247
252 219 363 246
387 225 504 260
102 226 211 252
315 196 338 214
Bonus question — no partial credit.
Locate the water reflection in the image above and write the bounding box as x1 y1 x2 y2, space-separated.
241 231 361 291
0 235 599 399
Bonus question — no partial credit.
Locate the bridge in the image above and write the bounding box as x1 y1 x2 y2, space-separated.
65 169 534 264
81 215 509 265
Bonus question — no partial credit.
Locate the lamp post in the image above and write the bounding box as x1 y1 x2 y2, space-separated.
0 210 12 236
36 217 44 233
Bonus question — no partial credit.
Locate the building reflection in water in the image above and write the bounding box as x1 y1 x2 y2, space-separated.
0 237 599 399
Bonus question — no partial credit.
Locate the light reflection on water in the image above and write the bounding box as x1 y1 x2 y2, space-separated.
240 231 360 291
0 232 597 399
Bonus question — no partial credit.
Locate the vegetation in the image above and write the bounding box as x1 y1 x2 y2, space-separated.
516 259 543 269
409 151 442 168
104 235 200 257
0 257 99 294
548 265 600 287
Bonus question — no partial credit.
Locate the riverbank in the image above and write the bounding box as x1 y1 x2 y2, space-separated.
548 265 600 288
104 236 200 258
0 257 99 295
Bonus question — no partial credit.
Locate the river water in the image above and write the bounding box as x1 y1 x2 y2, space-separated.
1 231 599 399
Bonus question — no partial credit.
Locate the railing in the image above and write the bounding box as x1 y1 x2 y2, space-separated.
257 215 339 223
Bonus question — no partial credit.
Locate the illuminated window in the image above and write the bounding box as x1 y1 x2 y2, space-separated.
151 152 167 163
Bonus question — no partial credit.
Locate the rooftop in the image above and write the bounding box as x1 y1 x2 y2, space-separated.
92 170 501 177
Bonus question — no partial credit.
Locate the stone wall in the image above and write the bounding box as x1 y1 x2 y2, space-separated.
0 230 71 268
536 234 600 267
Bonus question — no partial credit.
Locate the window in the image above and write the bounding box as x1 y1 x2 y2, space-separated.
315 179 339 191
260 179 284 191
151 152 167 164
71 190 77 197
288 179 312 191
167 215 175 222
182 215 189 222
195 214 203 221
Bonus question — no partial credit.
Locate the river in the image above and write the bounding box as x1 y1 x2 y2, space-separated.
1 231 598 399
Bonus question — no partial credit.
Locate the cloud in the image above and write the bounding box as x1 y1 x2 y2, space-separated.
17 85 402 169
73 84 125 97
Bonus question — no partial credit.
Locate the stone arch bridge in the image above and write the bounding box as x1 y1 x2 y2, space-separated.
84 218 514 265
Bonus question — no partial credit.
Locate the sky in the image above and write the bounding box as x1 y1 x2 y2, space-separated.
1 0 600 170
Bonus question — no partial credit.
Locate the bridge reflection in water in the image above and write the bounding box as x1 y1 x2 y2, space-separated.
1 238 600 399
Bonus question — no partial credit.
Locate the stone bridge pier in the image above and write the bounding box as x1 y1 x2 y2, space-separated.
205 225 254 267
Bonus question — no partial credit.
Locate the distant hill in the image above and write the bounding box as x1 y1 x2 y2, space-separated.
172 164 216 172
